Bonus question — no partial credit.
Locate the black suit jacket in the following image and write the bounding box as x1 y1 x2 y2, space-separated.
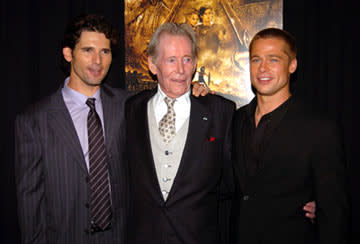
125 89 235 244
232 97 349 244
14 84 130 244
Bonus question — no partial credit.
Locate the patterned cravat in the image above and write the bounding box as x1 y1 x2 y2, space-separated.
159 97 176 144
86 98 112 230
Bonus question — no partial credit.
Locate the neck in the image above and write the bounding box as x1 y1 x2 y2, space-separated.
255 92 291 127
67 79 100 97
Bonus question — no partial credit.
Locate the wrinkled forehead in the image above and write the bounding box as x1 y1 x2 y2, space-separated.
157 33 195 55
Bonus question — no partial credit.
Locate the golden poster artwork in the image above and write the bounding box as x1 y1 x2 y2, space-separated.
125 0 282 108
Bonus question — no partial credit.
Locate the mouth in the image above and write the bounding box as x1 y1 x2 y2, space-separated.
171 78 187 83
88 67 103 77
257 76 272 84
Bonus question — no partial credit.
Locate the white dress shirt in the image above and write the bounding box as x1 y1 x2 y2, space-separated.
151 85 191 132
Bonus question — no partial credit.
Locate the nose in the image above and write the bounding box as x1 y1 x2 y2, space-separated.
259 60 267 72
177 61 184 74
93 52 101 64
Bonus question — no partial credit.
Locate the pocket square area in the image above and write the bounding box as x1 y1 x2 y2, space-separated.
207 137 216 142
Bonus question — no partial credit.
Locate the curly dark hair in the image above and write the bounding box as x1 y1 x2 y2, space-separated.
60 13 119 75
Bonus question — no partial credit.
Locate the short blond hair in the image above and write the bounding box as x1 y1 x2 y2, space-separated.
249 28 297 59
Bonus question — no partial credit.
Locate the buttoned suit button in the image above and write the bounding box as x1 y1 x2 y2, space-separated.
161 201 168 211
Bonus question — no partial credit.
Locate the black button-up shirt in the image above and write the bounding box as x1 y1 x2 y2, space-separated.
244 96 292 177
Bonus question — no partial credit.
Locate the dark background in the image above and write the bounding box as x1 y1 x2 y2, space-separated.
2 0 358 243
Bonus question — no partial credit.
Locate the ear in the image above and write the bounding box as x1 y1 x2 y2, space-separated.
289 58 297 74
148 56 158 75
62 47 73 62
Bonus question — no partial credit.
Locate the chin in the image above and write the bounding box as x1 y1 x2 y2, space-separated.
168 90 186 98
86 80 103 86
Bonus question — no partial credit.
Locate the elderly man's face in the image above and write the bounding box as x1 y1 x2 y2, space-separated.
148 33 195 98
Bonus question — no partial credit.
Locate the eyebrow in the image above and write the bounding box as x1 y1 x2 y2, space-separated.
250 54 284 59
268 54 283 59
80 46 111 51
166 55 193 59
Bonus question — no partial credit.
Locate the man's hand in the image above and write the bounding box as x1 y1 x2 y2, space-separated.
303 201 316 222
192 81 215 97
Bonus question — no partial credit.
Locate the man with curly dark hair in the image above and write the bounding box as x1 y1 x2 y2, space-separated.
14 13 129 244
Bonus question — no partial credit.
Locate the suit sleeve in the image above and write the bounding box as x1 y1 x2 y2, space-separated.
14 113 47 244
312 121 349 244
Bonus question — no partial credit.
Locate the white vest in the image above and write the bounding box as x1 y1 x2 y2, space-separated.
147 101 189 200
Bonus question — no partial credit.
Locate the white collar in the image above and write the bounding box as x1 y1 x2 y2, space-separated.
152 85 191 132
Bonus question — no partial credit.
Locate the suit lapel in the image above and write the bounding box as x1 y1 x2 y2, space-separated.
101 86 117 156
167 96 211 200
48 89 88 174
137 90 166 202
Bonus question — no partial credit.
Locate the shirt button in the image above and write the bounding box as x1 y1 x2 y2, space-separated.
161 190 168 195
162 177 171 182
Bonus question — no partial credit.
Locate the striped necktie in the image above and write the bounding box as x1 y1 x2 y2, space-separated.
86 98 112 230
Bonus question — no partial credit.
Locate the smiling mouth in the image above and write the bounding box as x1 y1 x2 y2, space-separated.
89 68 103 77
257 77 272 83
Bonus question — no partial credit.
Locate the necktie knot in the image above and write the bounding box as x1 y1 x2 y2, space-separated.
159 97 176 144
86 98 96 111
164 97 175 109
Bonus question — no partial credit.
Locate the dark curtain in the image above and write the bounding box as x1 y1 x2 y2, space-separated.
2 0 357 243
285 2 357 242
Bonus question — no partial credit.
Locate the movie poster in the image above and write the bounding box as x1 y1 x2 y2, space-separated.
125 0 282 108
